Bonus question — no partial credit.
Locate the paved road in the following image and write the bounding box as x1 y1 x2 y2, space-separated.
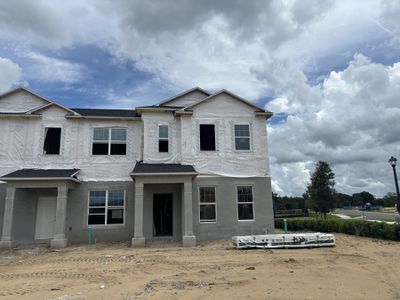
334 209 399 222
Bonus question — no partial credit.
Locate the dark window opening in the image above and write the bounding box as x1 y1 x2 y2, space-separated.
159 140 169 152
110 143 126 155
88 214 105 225
92 143 108 155
200 124 215 151
43 128 61 155
107 209 124 224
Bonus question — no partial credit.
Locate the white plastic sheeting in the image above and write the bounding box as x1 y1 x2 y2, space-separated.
187 94 269 177
0 90 48 113
0 89 270 181
143 93 270 177
0 105 142 181
232 233 336 249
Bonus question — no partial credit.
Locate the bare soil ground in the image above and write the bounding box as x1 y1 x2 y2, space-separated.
0 234 400 300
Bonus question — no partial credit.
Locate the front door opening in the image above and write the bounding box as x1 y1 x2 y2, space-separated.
153 193 173 236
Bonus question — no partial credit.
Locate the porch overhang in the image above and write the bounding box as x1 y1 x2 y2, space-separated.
130 162 198 180
1 169 81 184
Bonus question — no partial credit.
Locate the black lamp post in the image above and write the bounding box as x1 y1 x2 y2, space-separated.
388 156 400 214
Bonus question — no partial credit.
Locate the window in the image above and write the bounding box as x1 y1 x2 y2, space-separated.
237 186 254 220
234 124 250 150
200 124 215 151
92 128 127 155
88 190 125 225
199 186 216 222
43 127 61 154
158 125 169 152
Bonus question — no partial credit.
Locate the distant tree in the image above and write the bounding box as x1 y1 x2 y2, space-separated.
352 191 376 207
333 192 352 208
376 192 396 207
306 161 335 218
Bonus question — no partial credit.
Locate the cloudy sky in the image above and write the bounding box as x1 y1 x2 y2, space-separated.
0 0 399 197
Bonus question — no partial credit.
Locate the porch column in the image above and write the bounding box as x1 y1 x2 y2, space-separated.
0 186 16 249
50 184 68 248
182 180 196 247
132 181 145 247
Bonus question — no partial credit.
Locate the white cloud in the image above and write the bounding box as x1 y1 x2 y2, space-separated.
23 52 87 84
0 57 21 92
268 54 400 197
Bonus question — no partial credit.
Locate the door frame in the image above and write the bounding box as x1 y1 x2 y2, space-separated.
152 193 173 237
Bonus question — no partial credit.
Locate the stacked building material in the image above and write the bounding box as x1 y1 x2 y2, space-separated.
232 233 335 249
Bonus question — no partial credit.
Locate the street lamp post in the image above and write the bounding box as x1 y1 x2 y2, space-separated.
388 156 400 214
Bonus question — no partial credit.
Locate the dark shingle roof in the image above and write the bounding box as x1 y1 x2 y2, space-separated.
132 162 197 174
69 108 137 118
1 169 80 179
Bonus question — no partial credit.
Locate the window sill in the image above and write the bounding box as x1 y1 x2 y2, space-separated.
91 154 127 157
238 219 255 222
199 221 217 224
87 224 125 229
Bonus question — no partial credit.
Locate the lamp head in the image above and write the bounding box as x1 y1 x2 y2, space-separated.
389 156 397 167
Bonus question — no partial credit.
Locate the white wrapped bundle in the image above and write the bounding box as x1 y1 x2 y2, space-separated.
232 233 335 249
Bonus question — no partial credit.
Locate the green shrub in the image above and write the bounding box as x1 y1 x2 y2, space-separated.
274 218 400 241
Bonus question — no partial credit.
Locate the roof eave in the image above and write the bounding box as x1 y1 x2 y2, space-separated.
129 172 198 176
0 177 81 183
255 111 274 120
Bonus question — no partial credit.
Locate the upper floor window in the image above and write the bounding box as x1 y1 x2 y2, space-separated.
237 186 254 221
200 124 215 151
158 125 169 152
43 127 61 155
88 190 125 225
92 127 127 155
199 186 216 223
234 124 250 150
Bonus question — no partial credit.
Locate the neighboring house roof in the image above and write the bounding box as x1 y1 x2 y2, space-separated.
131 162 197 175
69 108 138 118
183 89 272 115
1 169 80 181
156 87 211 106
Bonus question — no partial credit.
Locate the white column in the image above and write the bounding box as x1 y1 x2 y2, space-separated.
182 180 196 247
50 184 68 248
0 186 16 249
132 181 145 247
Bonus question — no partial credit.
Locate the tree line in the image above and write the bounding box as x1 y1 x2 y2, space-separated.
273 161 397 216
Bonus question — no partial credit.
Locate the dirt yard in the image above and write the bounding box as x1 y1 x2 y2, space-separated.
0 234 399 300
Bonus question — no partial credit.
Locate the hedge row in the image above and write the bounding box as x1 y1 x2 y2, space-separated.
275 218 400 241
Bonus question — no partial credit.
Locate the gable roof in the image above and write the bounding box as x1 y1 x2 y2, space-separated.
183 89 270 112
0 87 52 104
28 102 79 115
157 87 211 106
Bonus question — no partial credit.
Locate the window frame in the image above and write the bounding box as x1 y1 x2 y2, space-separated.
92 127 127 156
43 127 62 155
199 123 216 152
158 124 169 153
87 190 126 227
198 186 217 223
233 123 251 151
236 185 255 222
